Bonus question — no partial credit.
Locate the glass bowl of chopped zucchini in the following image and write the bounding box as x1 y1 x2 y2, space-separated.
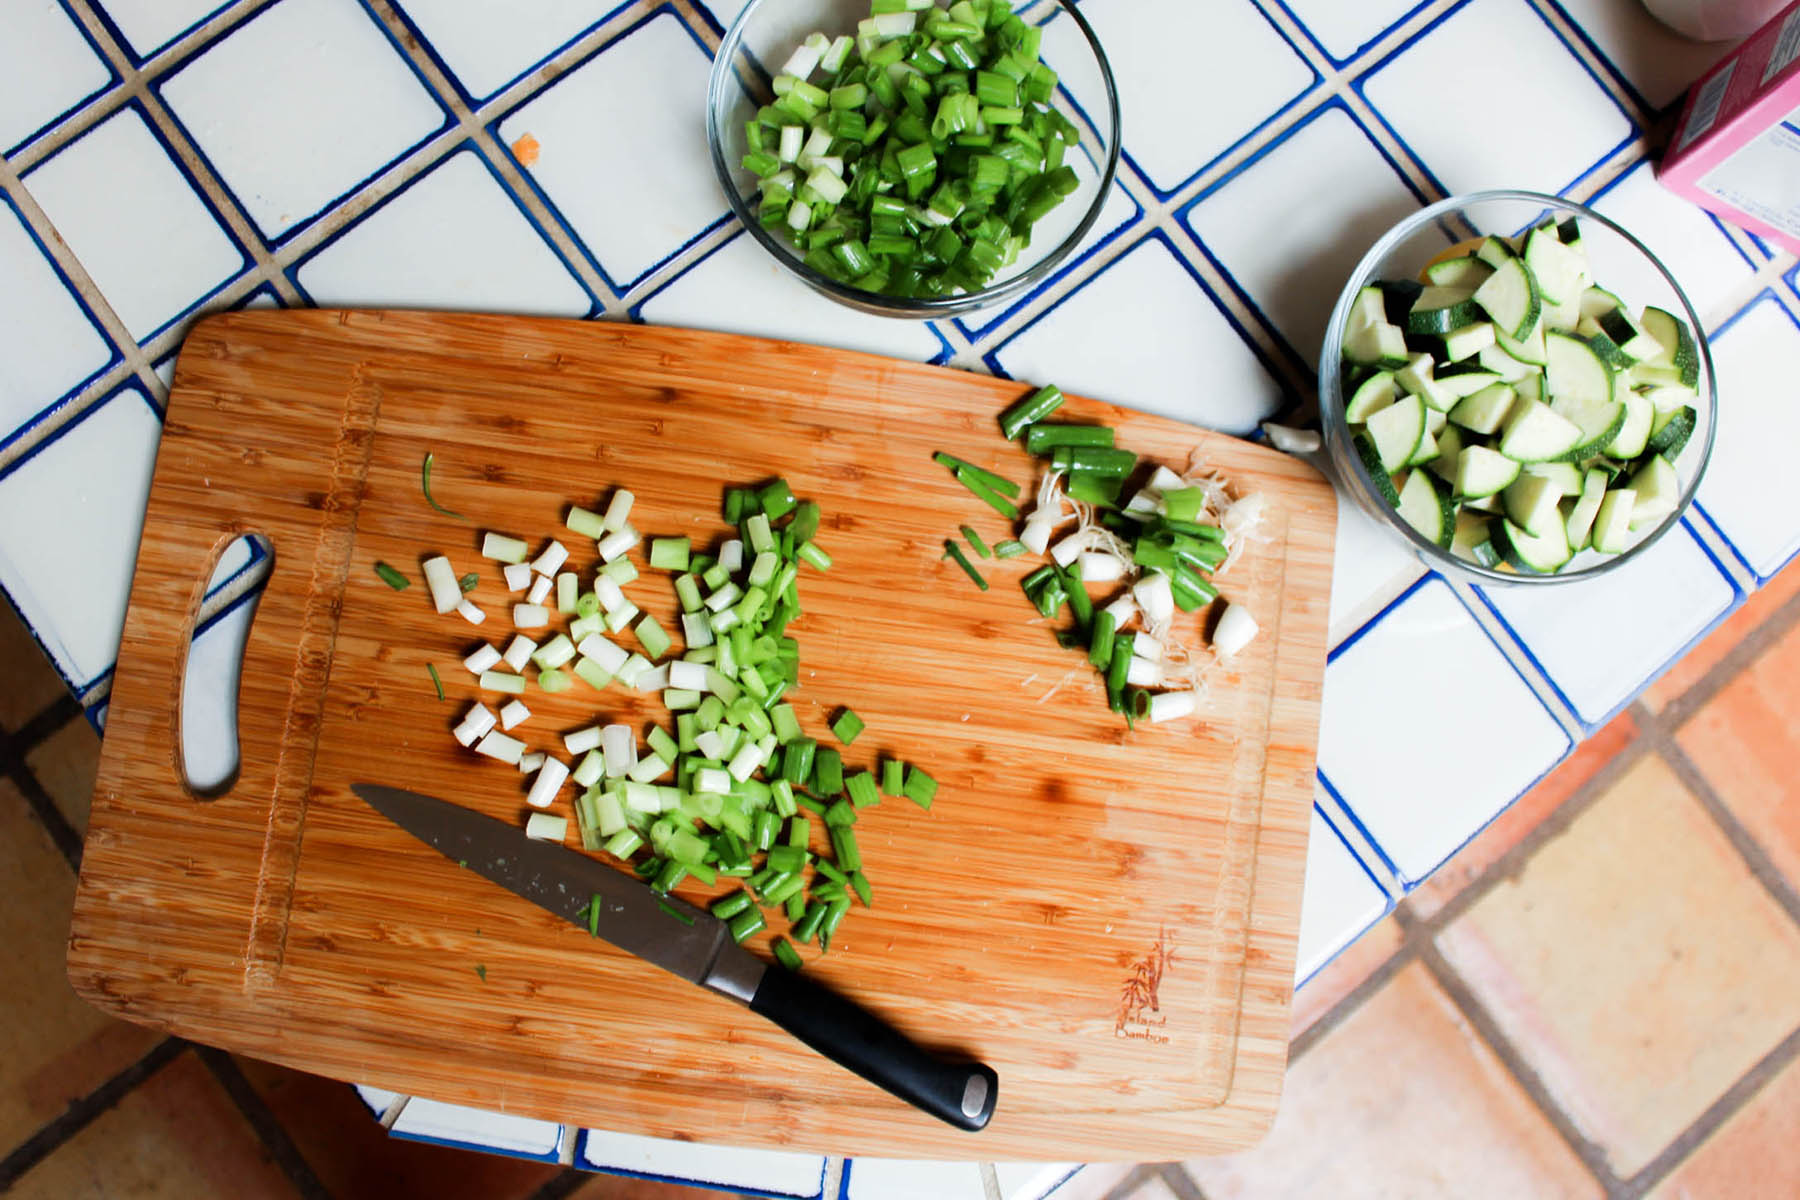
706 0 1120 317
1319 189 1715 583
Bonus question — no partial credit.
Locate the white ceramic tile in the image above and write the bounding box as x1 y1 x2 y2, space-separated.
1327 485 1422 647
295 150 591 317
1586 158 1757 325
1280 0 1423 61
96 0 234 59
152 354 177 391
959 161 1141 337
181 585 257 792
844 1157 987 1200
637 233 946 362
1182 105 1422 365
1479 524 1735 725
353 1084 401 1114
1317 578 1570 884
1045 0 1313 193
989 237 1286 436
1361 0 1633 196
1546 0 1736 108
579 1129 825 1196
158 0 446 239
0 1 112 154
1694 295 1800 577
24 107 244 341
1296 802 1391 983
389 1096 561 1156
0 202 114 436
392 0 622 101
0 387 161 686
994 1161 1082 1200
498 12 726 289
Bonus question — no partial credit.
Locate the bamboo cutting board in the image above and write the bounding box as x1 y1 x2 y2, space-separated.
69 310 1334 1160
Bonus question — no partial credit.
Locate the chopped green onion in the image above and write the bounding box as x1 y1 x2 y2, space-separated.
813 747 845 797
846 770 879 809
796 541 832 571
880 758 905 796
772 937 804 971
903 766 937 810
1051 445 1137 476
849 871 873 908
426 662 444 700
994 539 1027 558
943 539 988 590
374 561 410 590
649 537 690 570
459 572 479 593
999 384 1064 439
792 902 828 944
953 467 1020 519
831 707 864 745
1025 423 1114 454
659 898 698 927
420 452 465 519
961 525 991 558
931 452 1020 498
537 667 571 693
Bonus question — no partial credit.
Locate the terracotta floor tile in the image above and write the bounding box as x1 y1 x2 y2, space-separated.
1676 616 1800 894
0 603 67 732
10 1050 299 1199
0 780 162 1157
1408 711 1639 921
24 714 100 837
1649 1052 1800 1199
1184 962 1599 1199
233 1056 565 1200
1289 914 1403 1040
1436 752 1800 1177
1643 553 1800 713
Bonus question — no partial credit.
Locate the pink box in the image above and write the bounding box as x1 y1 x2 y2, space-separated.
1659 0 1800 256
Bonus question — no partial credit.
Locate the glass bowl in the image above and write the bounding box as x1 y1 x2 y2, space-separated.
1318 190 1717 585
705 0 1120 319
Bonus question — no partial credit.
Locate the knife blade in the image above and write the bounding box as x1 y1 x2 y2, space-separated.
351 783 998 1131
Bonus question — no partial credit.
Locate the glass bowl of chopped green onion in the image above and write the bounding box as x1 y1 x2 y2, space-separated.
706 0 1120 317
1318 189 1717 584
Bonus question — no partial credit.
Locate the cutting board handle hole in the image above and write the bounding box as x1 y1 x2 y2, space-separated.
179 534 272 798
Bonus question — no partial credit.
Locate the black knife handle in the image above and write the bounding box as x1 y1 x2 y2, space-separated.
749 967 998 1131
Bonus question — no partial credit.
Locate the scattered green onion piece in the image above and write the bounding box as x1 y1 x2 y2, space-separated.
1105 632 1135 712
1162 487 1206 522
952 467 1020 519
831 826 862 872
659 898 697 927
813 747 845 797
426 662 444 701
831 707 864 745
792 902 828 944
998 384 1064 439
849 871 873 908
772 937 804 971
1025 423 1114 454
537 667 571 693
961 525 992 558
459 572 480 593
789 501 822 544
931 452 1020 498
759 478 798 519
846 770 879 809
796 541 832 571
880 758 905 796
1066 474 1124 507
420 452 465 519
1088 609 1117 670
943 539 989 590
994 539 1027 558
903 766 937 810
1050 445 1137 476
649 537 690 570
588 894 602 936
374 561 410 590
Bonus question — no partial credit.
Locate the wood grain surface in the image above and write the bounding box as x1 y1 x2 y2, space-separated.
68 311 1336 1160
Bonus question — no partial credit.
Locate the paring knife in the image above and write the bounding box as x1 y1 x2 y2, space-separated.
351 783 998 1131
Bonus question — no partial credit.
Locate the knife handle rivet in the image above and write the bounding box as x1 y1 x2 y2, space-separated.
960 1073 989 1119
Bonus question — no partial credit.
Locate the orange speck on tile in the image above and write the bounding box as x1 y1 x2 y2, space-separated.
511 133 540 167
1407 709 1638 920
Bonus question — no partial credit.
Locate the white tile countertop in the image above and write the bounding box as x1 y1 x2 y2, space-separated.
3 0 1797 1192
